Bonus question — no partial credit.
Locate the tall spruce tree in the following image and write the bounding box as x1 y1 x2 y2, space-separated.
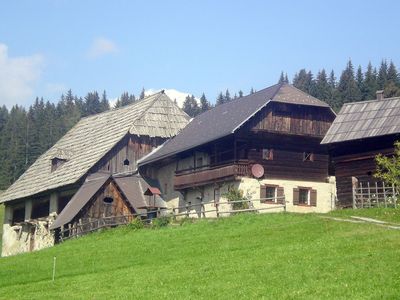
216 92 225 106
377 60 388 89
363 62 378 100
337 60 361 105
182 95 200 117
200 93 211 112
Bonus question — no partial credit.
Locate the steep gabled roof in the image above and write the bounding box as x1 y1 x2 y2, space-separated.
321 97 400 144
0 92 189 203
139 83 333 166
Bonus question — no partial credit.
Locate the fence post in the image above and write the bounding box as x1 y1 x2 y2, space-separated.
186 203 189 218
367 182 371 208
352 182 356 209
375 182 379 207
383 182 387 208
216 202 220 218
393 184 397 208
360 182 364 208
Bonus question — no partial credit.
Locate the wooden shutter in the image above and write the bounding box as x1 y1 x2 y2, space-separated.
293 188 299 205
277 187 285 204
260 185 267 202
310 189 317 206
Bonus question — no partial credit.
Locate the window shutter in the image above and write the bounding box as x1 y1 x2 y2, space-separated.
293 188 299 205
260 185 266 202
310 189 317 206
277 187 284 204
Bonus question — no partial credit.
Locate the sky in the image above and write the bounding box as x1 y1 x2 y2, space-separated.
1 0 400 108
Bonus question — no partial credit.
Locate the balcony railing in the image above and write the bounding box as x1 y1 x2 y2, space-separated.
174 160 250 189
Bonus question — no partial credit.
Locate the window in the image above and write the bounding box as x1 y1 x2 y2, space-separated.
123 159 130 166
31 200 50 219
260 185 284 203
12 207 25 225
299 189 309 205
303 152 314 162
293 187 317 206
103 197 114 204
262 149 274 160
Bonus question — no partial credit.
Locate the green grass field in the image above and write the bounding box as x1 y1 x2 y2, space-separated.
0 211 399 299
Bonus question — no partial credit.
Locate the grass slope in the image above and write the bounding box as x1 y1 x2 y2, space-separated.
0 212 399 299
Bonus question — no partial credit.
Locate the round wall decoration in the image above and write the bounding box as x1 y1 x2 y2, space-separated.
251 164 264 178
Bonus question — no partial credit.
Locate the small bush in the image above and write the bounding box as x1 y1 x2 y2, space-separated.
128 218 145 230
224 187 249 210
152 215 171 228
179 217 195 226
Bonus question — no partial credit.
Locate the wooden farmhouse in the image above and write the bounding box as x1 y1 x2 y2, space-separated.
138 83 337 216
0 92 189 256
321 91 400 208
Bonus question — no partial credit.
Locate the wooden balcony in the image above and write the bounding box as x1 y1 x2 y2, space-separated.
174 160 250 190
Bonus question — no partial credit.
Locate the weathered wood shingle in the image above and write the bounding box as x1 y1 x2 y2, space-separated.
0 92 189 203
321 97 400 144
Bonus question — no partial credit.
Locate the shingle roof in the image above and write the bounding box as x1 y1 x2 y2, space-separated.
0 92 189 203
321 97 400 144
139 83 332 165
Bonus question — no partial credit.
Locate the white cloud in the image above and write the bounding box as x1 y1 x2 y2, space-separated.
145 88 200 108
87 37 118 59
0 44 44 108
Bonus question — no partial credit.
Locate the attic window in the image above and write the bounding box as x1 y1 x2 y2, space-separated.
103 197 114 204
51 157 67 172
123 159 130 166
303 152 314 162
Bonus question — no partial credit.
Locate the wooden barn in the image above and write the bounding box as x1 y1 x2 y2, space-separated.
321 91 400 208
0 91 189 256
139 83 337 215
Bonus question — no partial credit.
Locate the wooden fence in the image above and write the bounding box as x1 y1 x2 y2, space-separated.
59 196 286 241
353 181 398 209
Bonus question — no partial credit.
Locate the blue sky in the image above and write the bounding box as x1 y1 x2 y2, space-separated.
1 0 400 107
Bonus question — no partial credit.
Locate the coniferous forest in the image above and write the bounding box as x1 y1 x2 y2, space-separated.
0 59 399 190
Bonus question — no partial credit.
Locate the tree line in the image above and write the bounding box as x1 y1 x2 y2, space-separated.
0 89 146 190
1 59 399 189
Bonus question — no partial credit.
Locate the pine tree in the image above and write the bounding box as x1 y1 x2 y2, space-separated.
200 93 211 112
337 60 361 105
384 61 400 97
293 69 313 94
225 89 231 102
139 88 145 100
100 90 110 111
278 71 285 83
83 91 102 116
238 90 244 98
314 69 330 102
377 60 388 89
356 66 364 100
250 88 255 94
363 62 378 100
216 92 225 106
182 95 200 117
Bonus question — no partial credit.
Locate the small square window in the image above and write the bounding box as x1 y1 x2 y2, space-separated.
262 149 274 160
299 189 310 205
265 187 277 202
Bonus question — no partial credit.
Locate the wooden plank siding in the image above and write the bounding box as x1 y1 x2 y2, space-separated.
248 148 329 182
93 135 166 175
332 147 394 207
243 103 333 137
74 180 133 223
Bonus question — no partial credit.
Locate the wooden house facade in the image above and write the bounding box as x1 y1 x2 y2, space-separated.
321 91 400 207
139 83 337 215
0 92 189 256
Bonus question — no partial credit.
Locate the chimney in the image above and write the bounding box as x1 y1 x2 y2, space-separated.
376 90 384 100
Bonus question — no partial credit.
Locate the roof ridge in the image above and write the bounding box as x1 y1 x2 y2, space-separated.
129 92 165 133
342 96 400 107
78 91 164 121
274 83 328 105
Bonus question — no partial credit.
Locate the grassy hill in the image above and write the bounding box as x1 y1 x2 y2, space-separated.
0 211 399 299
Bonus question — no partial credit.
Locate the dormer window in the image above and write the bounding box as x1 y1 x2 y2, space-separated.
51 157 67 172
